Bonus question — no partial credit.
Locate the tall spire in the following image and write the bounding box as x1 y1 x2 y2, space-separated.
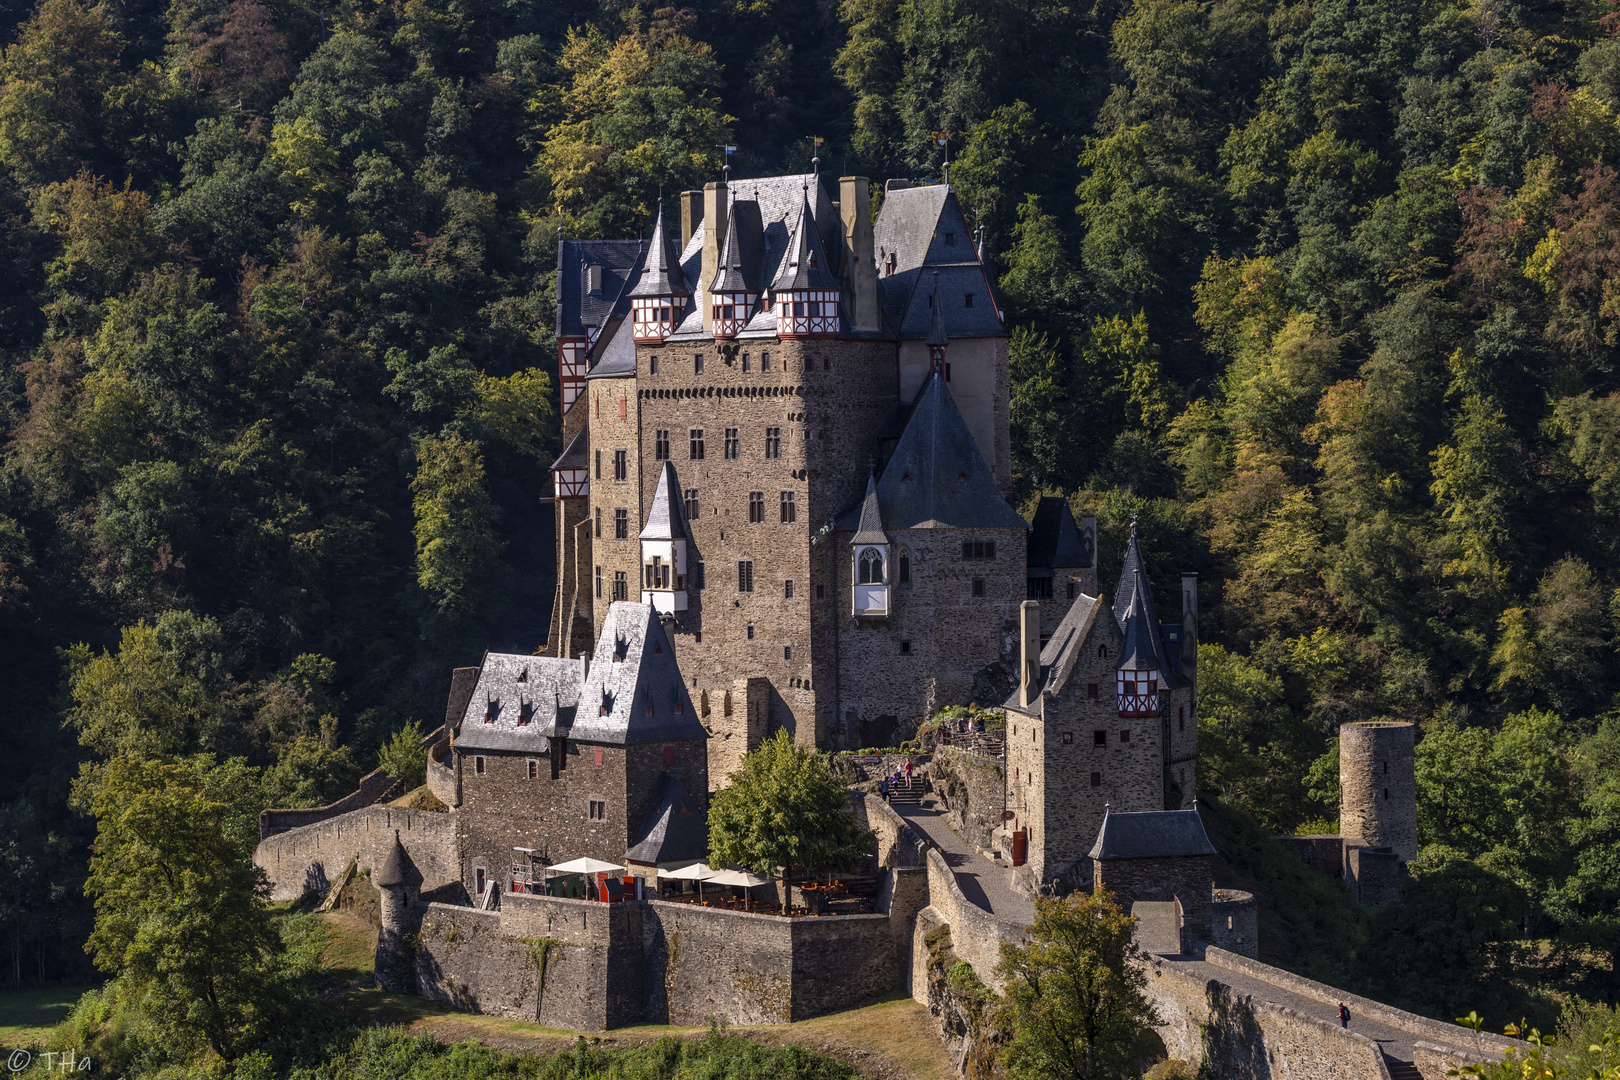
709 191 750 294
851 469 887 546
772 187 838 292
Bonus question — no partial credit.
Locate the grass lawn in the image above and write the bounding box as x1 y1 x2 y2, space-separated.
316 910 952 1080
0 985 97 1049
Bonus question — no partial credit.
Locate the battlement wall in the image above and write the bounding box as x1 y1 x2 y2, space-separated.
253 805 458 902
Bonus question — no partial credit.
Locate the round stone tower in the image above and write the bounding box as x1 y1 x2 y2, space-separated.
374 831 422 993
1339 721 1417 863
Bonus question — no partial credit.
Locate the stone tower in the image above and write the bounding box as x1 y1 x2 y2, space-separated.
374 831 422 993
1339 721 1417 863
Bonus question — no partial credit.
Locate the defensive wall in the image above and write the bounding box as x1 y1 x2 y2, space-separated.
407 864 928 1029
254 805 458 903
928 746 1005 852
258 768 404 840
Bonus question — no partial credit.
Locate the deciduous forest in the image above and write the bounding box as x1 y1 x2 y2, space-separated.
3 0 1620 1051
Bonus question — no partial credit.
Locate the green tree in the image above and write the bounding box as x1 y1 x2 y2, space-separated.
410 433 500 621
707 730 873 895
84 755 281 1059
377 720 428 784
997 889 1157 1080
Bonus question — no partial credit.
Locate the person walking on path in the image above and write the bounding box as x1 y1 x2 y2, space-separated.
904 759 914 783
1338 1003 1350 1029
880 776 890 803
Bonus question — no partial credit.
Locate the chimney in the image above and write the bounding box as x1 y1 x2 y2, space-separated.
578 650 590 687
679 190 703 250
839 177 879 333
1019 600 1041 709
1081 511 1098 568
1180 573 1198 698
886 178 910 193
700 181 727 333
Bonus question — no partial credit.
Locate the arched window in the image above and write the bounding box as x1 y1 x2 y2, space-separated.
700 690 710 717
897 549 911 584
859 547 885 584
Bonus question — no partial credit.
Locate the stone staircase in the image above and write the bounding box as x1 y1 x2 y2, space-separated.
1386 1060 1422 1080
887 777 926 806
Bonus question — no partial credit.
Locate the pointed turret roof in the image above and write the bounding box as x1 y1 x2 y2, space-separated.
628 198 689 299
926 272 948 348
709 194 754 294
1112 520 1181 686
851 471 887 545
569 602 706 745
838 373 1025 531
639 461 688 541
376 831 422 888
772 189 840 292
1027 496 1092 570
625 774 708 866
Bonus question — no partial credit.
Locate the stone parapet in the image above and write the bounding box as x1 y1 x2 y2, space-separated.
254 805 458 903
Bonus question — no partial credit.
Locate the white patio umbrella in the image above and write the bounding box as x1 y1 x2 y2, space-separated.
544 857 626 897
708 868 772 911
657 861 716 903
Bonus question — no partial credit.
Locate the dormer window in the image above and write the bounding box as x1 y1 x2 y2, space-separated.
600 691 614 716
517 668 528 683
518 702 534 726
484 700 497 724
614 637 628 661
586 263 602 293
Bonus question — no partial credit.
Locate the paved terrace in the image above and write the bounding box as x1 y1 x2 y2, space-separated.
892 797 1446 1072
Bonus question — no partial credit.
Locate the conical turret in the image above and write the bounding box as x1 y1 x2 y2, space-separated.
773 188 840 339
629 197 689 343
709 195 756 339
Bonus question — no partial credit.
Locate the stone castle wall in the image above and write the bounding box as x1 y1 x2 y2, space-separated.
1210 889 1260 959
926 747 1004 852
254 805 458 902
258 768 403 839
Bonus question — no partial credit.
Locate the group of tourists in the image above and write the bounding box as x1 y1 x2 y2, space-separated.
879 759 915 802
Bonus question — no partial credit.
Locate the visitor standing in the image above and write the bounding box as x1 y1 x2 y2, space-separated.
880 776 890 803
1338 1003 1350 1029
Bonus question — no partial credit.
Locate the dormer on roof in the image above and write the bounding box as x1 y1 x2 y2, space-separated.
708 195 757 340
771 189 840 339
639 461 690 615
453 652 585 752
628 198 689 344
571 602 705 745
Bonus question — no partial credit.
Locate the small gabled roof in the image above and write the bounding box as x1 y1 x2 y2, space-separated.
584 314 637 379
625 773 707 865
640 461 688 541
1028 496 1092 570
628 199 690 299
453 652 584 752
851 472 887 546
772 188 840 292
1002 592 1110 712
840 373 1025 531
569 602 706 745
874 186 1003 338
376 832 423 887
552 425 589 472
1089 809 1216 861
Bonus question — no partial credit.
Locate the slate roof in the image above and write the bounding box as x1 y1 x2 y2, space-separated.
873 186 1003 338
772 189 840 292
585 315 636 379
851 472 887 546
376 832 423 887
557 239 644 338
667 175 840 341
708 195 756 294
1027 497 1092 571
627 200 689 299
838 373 1026 531
1002 592 1106 711
453 653 584 752
1113 523 1182 687
552 425 589 472
640 460 688 541
625 773 708 865
1088 809 1217 860
568 602 707 745
926 272 948 347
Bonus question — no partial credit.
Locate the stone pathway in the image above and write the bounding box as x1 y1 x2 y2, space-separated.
891 803 1035 928
1161 955 1418 1064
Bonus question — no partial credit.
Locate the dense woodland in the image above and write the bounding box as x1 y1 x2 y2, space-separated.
4 0 1620 1056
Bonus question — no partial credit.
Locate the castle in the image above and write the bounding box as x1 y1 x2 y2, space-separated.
246 168 1501 1077
544 171 1049 781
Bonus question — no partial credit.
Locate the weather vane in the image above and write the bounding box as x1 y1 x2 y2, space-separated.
717 144 736 183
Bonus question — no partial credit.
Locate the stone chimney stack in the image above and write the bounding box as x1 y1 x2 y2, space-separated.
1180 573 1198 696
1019 600 1041 709
700 181 727 333
679 190 703 250
839 176 879 333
